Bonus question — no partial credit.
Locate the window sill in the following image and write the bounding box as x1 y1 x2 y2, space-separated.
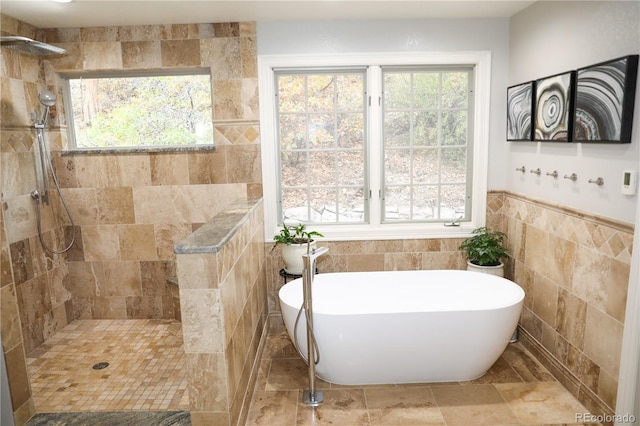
269 223 479 242
62 145 216 156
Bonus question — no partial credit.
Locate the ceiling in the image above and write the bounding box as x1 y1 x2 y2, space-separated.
1 0 535 29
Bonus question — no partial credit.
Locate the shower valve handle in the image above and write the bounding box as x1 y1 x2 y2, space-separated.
31 189 49 204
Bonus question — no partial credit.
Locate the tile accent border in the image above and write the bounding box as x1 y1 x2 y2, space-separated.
501 189 632 421
501 190 633 234
518 327 615 425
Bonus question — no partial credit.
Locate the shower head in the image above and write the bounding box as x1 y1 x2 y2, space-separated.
39 91 57 107
37 91 57 126
0 36 66 56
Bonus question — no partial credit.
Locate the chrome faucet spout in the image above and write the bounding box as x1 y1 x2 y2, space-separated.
305 246 329 265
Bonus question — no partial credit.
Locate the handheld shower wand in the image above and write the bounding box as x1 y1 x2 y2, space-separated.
31 90 76 254
32 90 57 204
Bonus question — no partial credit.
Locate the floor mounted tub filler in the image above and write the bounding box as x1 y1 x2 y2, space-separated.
279 269 525 385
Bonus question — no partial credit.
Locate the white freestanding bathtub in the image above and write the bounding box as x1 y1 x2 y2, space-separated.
279 269 524 385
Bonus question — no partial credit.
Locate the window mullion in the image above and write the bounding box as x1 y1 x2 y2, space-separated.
333 77 340 223
409 72 415 221
304 75 312 224
368 66 383 227
437 72 444 220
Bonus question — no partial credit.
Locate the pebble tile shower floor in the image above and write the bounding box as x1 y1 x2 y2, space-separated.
27 319 189 413
246 326 598 426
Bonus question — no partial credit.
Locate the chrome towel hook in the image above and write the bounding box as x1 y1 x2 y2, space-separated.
546 170 558 178
588 177 604 186
564 173 578 182
515 166 525 173
530 168 541 176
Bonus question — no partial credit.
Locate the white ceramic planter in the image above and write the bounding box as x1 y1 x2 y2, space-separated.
281 241 316 275
466 261 504 277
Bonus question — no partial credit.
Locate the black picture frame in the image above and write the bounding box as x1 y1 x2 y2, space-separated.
534 71 576 142
507 81 535 141
574 55 639 143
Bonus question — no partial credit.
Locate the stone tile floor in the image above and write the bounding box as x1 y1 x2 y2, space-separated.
27 319 189 413
246 326 596 426
24 320 598 426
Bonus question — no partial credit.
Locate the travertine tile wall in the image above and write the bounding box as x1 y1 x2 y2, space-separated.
35 20 261 324
177 200 267 426
1 13 261 424
0 206 37 425
499 191 632 419
1 14 58 424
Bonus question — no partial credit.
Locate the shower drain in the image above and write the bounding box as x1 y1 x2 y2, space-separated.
92 362 109 370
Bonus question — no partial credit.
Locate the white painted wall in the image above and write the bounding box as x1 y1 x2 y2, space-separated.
257 18 511 191
508 1 640 224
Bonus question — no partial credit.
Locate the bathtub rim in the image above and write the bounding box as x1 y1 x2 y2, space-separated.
278 269 525 316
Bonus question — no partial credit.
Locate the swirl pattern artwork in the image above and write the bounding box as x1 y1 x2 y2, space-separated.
574 55 638 143
534 71 575 141
506 81 534 141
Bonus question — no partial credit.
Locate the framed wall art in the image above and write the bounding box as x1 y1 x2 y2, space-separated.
534 71 575 142
574 54 639 143
507 81 535 141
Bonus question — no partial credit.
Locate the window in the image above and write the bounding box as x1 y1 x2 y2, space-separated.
259 52 491 241
62 70 214 150
276 69 368 224
382 67 473 222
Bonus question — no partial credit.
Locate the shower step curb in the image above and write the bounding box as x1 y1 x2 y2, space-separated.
26 411 191 426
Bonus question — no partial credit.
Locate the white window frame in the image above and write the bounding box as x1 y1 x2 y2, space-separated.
275 67 369 225
60 69 215 151
380 65 474 224
259 51 491 241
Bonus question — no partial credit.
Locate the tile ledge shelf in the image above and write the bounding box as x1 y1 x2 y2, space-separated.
62 145 216 155
173 196 263 254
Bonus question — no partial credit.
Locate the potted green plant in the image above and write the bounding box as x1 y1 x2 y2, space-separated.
459 226 508 277
273 224 324 275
